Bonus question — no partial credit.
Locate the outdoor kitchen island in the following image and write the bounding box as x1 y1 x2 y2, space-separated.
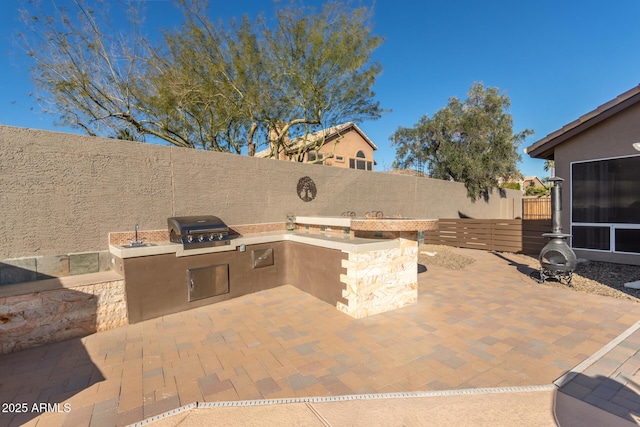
110 217 437 323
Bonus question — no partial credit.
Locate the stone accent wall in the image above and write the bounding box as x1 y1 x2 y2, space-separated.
229 222 287 235
337 239 418 319
0 277 127 354
109 230 170 246
108 223 287 246
350 219 438 232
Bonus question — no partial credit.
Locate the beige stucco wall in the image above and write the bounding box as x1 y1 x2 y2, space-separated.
553 101 640 265
0 125 521 259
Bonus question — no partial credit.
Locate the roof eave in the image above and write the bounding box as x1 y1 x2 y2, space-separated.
525 85 640 159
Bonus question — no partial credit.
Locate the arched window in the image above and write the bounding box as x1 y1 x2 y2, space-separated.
349 150 372 170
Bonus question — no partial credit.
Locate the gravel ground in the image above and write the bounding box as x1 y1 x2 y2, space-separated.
419 245 477 271
419 244 640 303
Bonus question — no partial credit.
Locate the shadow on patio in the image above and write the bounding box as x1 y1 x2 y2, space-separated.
0 338 104 426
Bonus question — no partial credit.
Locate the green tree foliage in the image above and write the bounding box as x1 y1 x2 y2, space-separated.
391 82 533 200
19 0 384 155
501 182 521 191
526 185 550 196
543 159 555 179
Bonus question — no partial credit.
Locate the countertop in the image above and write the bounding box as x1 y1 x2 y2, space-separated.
110 230 403 259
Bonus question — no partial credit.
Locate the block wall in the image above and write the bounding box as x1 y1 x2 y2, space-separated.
0 125 521 259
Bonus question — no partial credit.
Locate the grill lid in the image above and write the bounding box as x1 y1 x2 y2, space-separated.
168 216 228 234
168 216 230 248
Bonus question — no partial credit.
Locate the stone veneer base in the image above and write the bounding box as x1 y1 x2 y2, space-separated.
338 239 418 319
0 272 127 354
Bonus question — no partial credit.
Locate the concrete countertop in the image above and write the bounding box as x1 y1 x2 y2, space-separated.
110 230 402 259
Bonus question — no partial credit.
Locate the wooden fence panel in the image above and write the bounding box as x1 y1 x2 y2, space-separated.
523 197 551 220
522 219 553 255
424 218 552 254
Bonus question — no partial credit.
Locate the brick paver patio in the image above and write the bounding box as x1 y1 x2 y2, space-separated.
2 248 640 426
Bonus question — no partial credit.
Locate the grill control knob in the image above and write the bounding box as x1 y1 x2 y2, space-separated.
210 233 216 240
198 234 205 242
218 234 224 240
187 235 194 243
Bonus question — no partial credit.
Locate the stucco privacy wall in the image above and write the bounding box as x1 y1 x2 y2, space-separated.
0 125 521 258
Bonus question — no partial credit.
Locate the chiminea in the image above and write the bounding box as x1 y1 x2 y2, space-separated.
538 177 577 284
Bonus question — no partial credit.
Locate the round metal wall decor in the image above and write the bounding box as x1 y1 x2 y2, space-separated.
297 176 317 202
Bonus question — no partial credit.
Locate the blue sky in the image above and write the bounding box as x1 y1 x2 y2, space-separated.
2 0 640 179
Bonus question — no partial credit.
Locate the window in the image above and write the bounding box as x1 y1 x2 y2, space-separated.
572 156 640 224
572 226 610 251
571 155 640 254
335 155 344 163
349 151 372 170
616 229 640 254
307 152 323 164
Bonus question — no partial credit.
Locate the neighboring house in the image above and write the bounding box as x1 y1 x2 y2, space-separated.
525 84 640 265
500 176 545 194
255 122 377 171
523 176 546 190
521 176 549 196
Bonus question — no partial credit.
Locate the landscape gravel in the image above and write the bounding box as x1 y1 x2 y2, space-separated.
419 244 640 303
419 244 477 271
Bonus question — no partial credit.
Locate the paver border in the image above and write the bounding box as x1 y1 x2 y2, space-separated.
554 321 640 388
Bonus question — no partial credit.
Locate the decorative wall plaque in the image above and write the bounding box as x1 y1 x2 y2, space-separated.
297 176 317 202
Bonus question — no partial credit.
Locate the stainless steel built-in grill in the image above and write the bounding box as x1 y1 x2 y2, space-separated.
168 216 230 249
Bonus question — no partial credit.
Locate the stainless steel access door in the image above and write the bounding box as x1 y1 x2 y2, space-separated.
187 264 229 302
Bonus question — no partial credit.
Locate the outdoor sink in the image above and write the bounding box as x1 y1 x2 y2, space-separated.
120 242 156 249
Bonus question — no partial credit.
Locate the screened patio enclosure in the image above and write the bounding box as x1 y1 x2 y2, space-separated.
571 154 640 255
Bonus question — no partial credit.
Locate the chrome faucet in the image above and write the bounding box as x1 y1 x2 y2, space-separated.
128 224 145 247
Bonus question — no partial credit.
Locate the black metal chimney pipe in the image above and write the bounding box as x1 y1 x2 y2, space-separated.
548 176 564 234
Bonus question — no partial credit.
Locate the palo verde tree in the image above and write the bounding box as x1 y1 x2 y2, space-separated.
18 0 152 141
391 82 533 200
18 0 384 156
